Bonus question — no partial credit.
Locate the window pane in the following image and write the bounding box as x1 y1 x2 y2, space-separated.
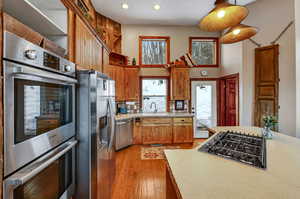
142 79 167 96
142 79 167 113
142 40 166 65
143 96 167 113
192 40 216 65
196 85 212 126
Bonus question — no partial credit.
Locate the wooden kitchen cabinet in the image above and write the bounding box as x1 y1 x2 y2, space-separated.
173 124 193 143
124 67 140 101
170 67 190 100
137 117 193 144
115 67 125 101
103 65 125 101
142 118 173 144
142 125 173 144
103 65 116 80
75 16 102 71
133 119 142 144
173 117 193 143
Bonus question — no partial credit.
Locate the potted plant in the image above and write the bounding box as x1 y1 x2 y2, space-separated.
262 115 278 139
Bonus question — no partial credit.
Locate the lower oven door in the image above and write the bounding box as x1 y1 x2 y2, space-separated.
4 60 77 176
4 139 77 199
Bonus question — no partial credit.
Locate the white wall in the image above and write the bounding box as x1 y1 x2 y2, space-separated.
220 43 244 124
122 25 221 78
241 0 296 137
295 0 300 138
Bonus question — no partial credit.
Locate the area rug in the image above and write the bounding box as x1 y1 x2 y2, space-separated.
141 146 180 160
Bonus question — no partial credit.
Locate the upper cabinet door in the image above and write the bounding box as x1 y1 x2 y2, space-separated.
170 67 190 100
75 17 102 71
124 68 140 101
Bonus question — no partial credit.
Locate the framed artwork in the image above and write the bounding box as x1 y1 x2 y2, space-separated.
175 100 185 110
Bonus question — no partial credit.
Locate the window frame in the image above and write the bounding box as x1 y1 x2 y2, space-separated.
139 36 171 67
189 37 220 68
140 76 170 112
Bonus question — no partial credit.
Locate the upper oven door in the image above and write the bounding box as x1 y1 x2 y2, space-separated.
4 60 77 177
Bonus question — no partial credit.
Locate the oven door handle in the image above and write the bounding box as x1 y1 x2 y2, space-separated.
4 140 77 188
12 71 77 84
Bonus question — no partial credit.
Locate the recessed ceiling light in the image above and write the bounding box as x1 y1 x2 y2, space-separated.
154 4 160 10
122 3 129 9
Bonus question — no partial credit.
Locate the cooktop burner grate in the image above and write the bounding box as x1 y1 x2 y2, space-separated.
198 131 267 169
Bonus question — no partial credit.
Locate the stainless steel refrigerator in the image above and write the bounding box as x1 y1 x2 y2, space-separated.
76 70 116 199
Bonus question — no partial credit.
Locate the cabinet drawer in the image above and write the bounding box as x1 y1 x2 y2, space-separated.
142 118 172 124
173 117 193 123
173 123 193 126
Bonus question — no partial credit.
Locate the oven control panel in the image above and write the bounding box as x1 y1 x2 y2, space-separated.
3 31 76 77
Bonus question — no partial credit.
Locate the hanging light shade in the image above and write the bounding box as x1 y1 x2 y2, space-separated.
220 24 258 44
199 0 249 32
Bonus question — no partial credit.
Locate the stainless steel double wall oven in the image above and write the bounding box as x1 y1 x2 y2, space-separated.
3 31 77 199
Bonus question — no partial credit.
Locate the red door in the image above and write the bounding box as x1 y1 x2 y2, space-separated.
218 74 239 126
225 78 238 126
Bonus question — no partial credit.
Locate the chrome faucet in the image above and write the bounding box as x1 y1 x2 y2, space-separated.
150 102 158 113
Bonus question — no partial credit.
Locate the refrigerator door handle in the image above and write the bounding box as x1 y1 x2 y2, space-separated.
108 98 115 150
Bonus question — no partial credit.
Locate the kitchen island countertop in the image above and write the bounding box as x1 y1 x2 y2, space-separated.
164 126 300 199
115 112 194 121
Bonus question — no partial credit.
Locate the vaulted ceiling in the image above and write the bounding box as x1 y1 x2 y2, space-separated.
92 0 256 26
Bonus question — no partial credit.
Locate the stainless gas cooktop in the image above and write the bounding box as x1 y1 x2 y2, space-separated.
198 131 267 169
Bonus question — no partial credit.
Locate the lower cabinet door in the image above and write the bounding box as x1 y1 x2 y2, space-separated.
173 124 193 143
142 125 173 144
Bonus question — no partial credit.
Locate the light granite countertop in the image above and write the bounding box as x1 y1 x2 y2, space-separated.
115 112 194 121
164 126 300 199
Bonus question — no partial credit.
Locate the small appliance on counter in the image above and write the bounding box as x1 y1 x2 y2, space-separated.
117 103 128 114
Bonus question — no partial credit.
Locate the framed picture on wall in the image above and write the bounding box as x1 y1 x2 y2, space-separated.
175 100 185 110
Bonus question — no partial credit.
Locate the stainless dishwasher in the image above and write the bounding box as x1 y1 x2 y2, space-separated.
116 118 133 150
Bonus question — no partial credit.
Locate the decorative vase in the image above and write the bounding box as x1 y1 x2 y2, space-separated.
262 126 273 139
132 58 136 66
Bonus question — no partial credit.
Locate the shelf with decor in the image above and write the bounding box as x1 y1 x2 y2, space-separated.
109 52 128 66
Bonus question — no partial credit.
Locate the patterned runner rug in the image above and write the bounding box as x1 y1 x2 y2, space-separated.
141 146 180 160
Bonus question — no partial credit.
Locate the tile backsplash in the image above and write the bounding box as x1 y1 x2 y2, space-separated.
116 101 140 114
117 100 190 114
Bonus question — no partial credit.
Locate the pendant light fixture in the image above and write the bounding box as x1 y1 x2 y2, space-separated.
220 24 258 44
199 0 249 32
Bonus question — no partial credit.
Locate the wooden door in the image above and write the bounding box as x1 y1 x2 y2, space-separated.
225 78 238 126
115 66 125 101
75 16 102 71
173 124 193 143
218 74 239 126
75 17 90 69
103 65 116 80
254 45 279 127
170 67 190 100
133 120 142 144
124 68 140 101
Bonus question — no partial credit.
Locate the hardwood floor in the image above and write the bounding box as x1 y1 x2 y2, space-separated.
112 140 205 199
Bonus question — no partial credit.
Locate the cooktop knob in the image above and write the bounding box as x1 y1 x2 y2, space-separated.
64 65 72 72
24 50 37 60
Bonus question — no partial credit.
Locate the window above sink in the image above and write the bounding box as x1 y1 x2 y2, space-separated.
142 78 169 113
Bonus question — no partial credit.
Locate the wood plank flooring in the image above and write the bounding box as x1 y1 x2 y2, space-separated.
112 140 205 199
